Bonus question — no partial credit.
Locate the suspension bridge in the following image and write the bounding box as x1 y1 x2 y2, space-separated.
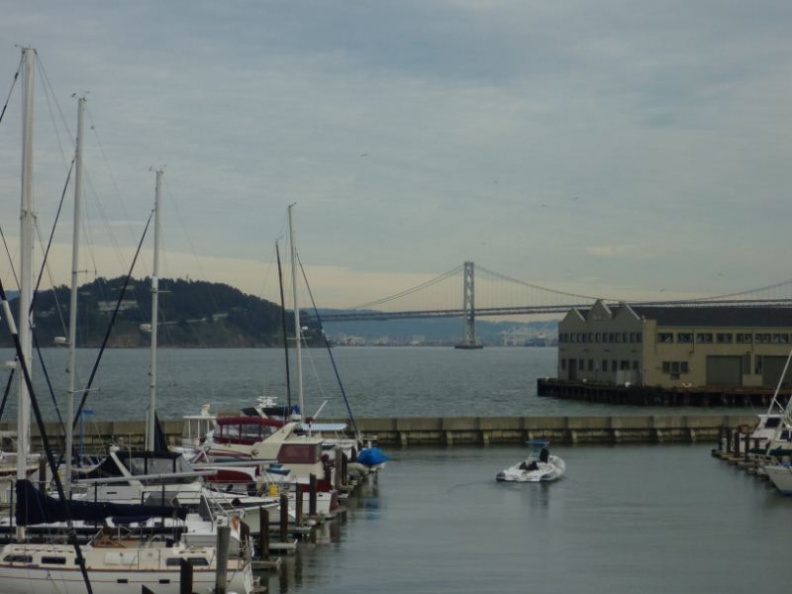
308 262 792 347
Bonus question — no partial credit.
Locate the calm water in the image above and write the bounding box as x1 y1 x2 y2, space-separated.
0 346 762 423
1 347 784 594
275 444 789 594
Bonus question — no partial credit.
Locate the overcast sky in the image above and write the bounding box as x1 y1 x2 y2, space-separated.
1 1 791 311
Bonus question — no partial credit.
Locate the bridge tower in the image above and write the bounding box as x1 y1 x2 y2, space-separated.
455 261 483 349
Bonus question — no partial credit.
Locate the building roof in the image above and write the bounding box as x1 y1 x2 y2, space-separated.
625 305 792 328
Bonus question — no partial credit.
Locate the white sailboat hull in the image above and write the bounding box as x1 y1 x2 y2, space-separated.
0 542 253 594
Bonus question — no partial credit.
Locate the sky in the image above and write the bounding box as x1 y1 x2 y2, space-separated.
1 1 791 313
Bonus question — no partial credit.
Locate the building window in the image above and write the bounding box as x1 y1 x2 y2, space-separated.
736 333 752 344
620 360 630 370
561 359 567 370
662 361 689 375
696 333 713 343
716 333 733 344
658 333 674 343
755 356 763 374
587 359 594 371
756 333 771 344
611 360 617 372
595 332 601 342
773 333 789 344
602 359 608 372
636 332 642 343
677 333 693 343
632 360 639 370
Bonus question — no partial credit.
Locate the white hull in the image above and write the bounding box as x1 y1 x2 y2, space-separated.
0 541 253 594
496 455 566 483
763 462 792 495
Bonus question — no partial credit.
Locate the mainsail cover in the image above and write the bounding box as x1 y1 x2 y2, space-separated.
15 479 188 526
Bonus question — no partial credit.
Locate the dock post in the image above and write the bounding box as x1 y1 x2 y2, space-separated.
309 473 317 517
334 447 343 491
294 484 303 527
341 450 348 487
179 558 193 594
279 492 289 542
215 521 230 594
258 507 270 560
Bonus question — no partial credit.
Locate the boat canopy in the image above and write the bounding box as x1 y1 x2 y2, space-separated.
215 416 285 445
15 479 188 526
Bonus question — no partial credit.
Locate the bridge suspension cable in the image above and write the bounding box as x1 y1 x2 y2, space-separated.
348 264 464 310
474 264 613 302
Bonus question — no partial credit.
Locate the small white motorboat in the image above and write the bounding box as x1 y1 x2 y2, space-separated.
496 439 565 483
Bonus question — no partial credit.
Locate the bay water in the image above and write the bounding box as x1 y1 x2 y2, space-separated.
0 346 785 593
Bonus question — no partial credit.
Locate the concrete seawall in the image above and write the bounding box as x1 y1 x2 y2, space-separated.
1 414 759 451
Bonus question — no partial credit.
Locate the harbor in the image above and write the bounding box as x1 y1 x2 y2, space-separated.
2 413 760 452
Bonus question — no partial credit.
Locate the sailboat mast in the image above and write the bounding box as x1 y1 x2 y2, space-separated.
275 241 292 412
17 48 35 489
15 46 36 542
145 169 162 452
287 205 305 419
65 95 85 497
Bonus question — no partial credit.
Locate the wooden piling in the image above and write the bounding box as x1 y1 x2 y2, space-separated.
258 507 270 559
215 522 230 594
294 484 303 527
334 447 343 491
279 492 289 542
309 473 317 517
179 558 193 594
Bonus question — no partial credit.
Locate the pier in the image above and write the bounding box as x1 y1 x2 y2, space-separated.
537 378 779 408
2 414 759 452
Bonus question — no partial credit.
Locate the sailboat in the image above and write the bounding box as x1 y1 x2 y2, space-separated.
0 50 253 593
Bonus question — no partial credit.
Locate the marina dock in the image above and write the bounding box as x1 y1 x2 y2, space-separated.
1 414 758 452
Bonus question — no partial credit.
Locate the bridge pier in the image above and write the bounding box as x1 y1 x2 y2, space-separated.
455 261 483 349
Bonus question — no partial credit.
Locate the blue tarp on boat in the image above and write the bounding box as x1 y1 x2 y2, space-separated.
357 447 389 467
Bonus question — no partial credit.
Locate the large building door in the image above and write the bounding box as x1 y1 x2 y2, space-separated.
568 358 577 381
761 356 792 388
706 356 742 386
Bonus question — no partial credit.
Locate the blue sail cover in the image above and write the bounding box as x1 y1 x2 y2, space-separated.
356 447 389 467
15 479 188 526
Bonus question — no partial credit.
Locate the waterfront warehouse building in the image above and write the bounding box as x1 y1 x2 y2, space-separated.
557 300 792 388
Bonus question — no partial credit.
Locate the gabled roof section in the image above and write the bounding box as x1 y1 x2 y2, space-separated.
611 302 641 323
628 305 792 327
585 299 613 322
561 307 587 324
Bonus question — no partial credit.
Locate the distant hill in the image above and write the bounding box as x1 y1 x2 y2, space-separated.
0 277 288 348
0 279 558 348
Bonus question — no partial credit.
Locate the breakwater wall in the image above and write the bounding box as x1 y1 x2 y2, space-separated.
1 414 758 451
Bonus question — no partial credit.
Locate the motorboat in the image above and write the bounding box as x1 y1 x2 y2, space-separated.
496 439 565 483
